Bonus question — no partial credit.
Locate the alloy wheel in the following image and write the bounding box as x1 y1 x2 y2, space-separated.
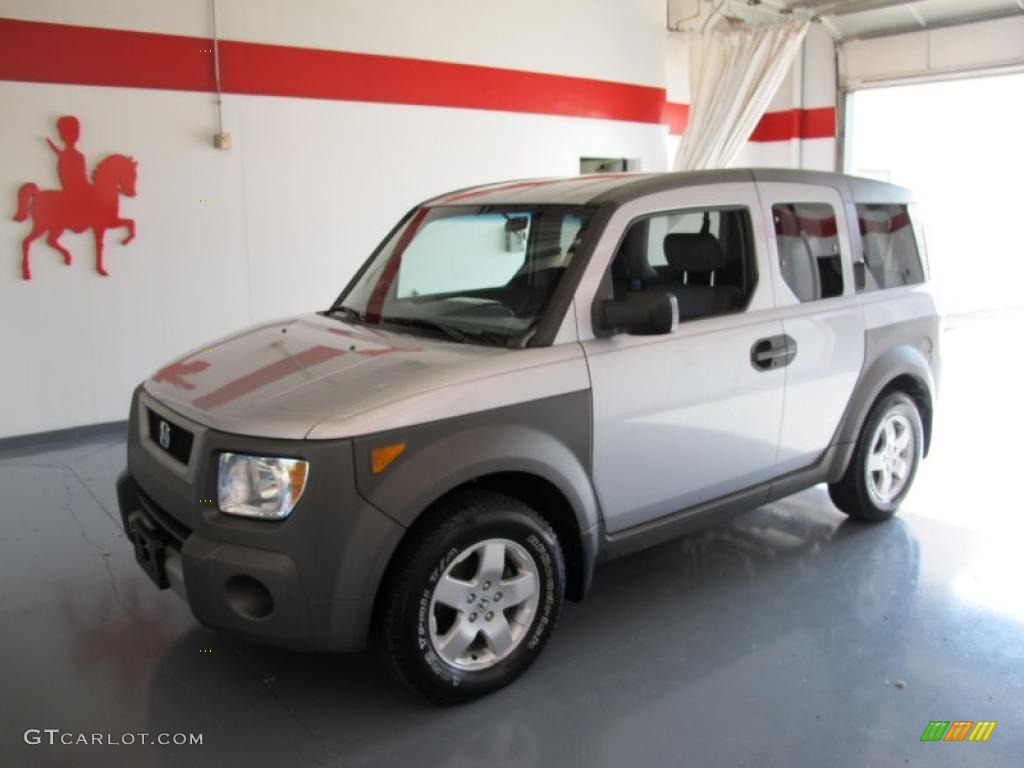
865 411 916 506
428 538 541 671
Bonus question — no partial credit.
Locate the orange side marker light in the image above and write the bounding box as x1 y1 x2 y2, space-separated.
371 442 406 475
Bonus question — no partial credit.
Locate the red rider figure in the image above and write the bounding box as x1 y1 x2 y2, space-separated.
46 116 89 227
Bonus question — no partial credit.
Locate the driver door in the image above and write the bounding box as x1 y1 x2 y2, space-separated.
579 184 785 533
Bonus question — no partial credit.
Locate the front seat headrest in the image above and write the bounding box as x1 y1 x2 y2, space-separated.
612 222 658 282
664 233 726 274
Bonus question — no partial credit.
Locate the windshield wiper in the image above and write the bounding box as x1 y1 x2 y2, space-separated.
324 305 366 324
430 323 511 348
380 316 471 343
326 309 508 347
454 327 512 347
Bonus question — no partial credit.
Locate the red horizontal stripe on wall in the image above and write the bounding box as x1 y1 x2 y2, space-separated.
0 18 214 92
661 102 690 135
0 18 835 141
747 106 836 142
0 18 664 126
219 38 666 124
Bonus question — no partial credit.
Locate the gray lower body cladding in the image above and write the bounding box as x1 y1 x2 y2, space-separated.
350 389 599 600
119 387 404 652
118 387 598 651
833 314 939 456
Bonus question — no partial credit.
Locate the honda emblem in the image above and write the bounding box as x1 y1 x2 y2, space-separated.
158 420 171 450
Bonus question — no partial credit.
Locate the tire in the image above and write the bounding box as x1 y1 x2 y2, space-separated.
382 488 565 704
829 391 924 522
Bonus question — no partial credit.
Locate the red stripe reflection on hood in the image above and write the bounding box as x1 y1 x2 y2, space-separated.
192 344 345 410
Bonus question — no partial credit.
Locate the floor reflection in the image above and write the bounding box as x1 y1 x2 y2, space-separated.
136 494 934 768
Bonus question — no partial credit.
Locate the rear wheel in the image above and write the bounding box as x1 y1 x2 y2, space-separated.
829 391 923 522
382 489 564 703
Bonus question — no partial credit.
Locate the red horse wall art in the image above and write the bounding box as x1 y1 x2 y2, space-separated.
13 116 138 280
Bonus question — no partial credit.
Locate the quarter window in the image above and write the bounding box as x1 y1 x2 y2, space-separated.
855 204 925 291
772 203 844 302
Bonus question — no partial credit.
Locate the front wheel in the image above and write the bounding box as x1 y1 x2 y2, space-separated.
382 489 565 703
829 391 924 522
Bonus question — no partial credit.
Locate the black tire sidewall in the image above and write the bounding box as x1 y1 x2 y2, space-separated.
390 502 564 701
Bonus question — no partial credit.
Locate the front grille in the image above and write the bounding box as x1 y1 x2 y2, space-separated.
147 408 194 465
138 489 192 546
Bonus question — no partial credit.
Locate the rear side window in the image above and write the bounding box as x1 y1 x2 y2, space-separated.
772 203 844 302
855 204 925 291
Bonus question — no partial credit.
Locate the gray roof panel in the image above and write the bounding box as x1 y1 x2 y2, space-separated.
423 169 914 208
424 174 658 206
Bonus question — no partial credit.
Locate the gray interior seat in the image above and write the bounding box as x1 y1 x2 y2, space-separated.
778 233 819 302
661 233 742 319
611 222 658 297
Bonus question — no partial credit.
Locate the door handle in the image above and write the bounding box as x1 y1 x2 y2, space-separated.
751 335 797 371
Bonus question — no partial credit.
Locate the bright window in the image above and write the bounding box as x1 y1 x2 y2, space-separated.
846 72 1024 313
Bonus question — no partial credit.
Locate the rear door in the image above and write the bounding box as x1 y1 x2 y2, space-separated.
755 182 865 474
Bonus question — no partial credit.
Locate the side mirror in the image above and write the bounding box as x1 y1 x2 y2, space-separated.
596 291 678 335
853 261 867 291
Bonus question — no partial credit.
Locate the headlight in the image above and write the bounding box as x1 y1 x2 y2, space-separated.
217 453 309 520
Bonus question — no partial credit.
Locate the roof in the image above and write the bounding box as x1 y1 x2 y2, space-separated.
425 168 914 207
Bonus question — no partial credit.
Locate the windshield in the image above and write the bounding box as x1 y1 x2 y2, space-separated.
331 204 596 346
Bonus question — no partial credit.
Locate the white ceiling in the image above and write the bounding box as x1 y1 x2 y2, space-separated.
722 0 1024 40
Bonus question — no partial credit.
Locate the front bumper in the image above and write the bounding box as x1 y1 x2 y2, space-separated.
117 386 405 652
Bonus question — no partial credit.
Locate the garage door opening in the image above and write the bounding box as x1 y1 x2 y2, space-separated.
845 72 1024 315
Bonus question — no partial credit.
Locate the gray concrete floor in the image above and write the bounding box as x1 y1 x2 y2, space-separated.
1 311 1022 768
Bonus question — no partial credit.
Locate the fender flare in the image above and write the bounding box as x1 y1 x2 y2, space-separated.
831 342 936 477
354 421 601 596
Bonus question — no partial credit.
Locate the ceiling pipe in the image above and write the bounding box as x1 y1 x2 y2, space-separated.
789 0 926 15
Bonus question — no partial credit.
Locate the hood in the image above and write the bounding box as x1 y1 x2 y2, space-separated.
144 313 505 439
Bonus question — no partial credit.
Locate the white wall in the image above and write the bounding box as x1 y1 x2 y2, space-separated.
0 0 668 438
1 0 668 86
1 0 841 438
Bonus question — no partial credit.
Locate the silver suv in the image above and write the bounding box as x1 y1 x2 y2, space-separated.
118 169 939 702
